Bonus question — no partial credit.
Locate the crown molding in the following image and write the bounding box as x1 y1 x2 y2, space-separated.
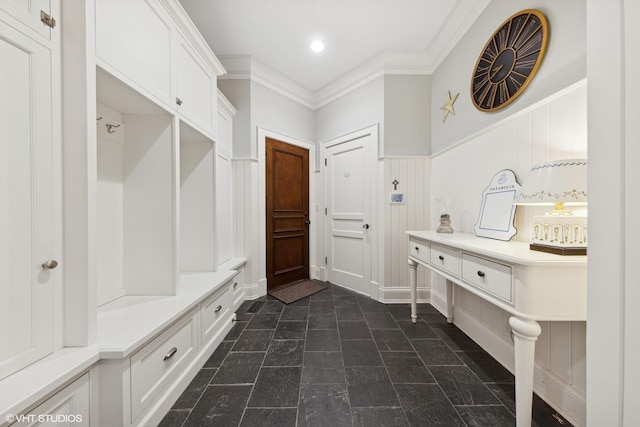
219 56 317 109
218 0 490 110
314 51 432 108
160 0 226 76
425 0 491 69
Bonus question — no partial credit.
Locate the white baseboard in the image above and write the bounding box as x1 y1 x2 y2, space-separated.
377 286 430 304
430 288 448 315
311 265 324 281
243 279 267 300
453 308 586 427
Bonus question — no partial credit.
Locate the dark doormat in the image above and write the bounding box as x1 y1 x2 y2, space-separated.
268 279 327 304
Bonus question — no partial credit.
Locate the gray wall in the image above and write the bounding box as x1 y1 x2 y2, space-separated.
384 75 431 156
251 82 316 148
430 0 587 153
218 80 251 158
219 79 315 159
316 77 384 152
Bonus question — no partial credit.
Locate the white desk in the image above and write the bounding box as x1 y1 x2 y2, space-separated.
406 231 586 427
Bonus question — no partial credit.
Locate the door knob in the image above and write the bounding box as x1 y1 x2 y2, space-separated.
304 220 311 225
42 260 59 270
363 224 370 229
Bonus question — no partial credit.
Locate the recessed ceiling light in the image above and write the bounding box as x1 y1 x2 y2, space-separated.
310 40 325 53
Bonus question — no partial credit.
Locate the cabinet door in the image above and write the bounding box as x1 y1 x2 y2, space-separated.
0 21 57 380
177 37 216 136
215 150 233 266
95 0 173 105
0 0 56 41
13 373 90 426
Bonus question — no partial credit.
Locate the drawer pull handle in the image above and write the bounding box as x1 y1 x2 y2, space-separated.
163 347 177 361
215 305 223 313
477 271 485 278
233 282 238 288
438 255 444 261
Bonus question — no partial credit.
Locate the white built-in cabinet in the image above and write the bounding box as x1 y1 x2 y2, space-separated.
0 2 61 381
216 92 237 268
0 0 246 424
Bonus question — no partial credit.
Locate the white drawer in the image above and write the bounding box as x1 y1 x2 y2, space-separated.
201 284 232 344
130 309 198 421
409 238 429 263
461 253 512 302
231 268 245 311
430 243 460 277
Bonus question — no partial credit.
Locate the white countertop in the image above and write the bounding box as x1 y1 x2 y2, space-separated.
407 231 587 266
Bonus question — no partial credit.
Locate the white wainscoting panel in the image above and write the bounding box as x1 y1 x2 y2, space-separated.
232 159 261 299
379 157 431 302
430 81 587 426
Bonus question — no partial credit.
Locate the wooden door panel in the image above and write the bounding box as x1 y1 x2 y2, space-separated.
266 138 309 289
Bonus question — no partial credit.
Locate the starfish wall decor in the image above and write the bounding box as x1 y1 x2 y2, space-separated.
441 91 459 123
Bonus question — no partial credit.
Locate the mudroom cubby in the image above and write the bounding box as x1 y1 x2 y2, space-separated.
179 121 216 275
96 69 176 304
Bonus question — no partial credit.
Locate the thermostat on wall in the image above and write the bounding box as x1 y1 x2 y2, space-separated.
389 192 406 204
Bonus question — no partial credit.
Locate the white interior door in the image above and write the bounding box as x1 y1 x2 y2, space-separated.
0 22 56 380
324 133 374 295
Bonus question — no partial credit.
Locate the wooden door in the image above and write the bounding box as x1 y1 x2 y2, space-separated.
325 133 373 295
266 138 309 290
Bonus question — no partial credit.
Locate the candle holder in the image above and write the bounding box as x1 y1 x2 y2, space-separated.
435 198 455 233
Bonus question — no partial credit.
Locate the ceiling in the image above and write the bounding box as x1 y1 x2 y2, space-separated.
180 0 490 105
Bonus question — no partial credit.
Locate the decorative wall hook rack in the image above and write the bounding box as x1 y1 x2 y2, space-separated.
106 123 121 133
392 180 399 190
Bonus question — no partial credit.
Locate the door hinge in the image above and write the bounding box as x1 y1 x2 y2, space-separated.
40 10 56 28
325 256 328 264
324 158 327 166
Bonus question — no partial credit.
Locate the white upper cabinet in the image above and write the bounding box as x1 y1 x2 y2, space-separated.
0 0 57 41
176 36 217 137
95 0 174 106
0 12 59 380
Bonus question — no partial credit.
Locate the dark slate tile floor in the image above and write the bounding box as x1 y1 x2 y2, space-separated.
159 283 572 427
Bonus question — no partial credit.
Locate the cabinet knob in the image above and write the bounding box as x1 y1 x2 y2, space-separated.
176 97 183 106
438 255 444 261
215 305 223 313
477 271 485 278
42 259 59 270
363 224 370 229
233 282 238 288
415 247 420 252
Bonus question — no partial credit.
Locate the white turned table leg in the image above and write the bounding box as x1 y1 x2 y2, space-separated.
446 279 454 323
408 259 418 323
509 316 542 427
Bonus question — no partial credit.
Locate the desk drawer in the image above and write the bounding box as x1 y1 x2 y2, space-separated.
461 253 512 302
430 243 459 276
409 238 429 263
130 308 198 420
